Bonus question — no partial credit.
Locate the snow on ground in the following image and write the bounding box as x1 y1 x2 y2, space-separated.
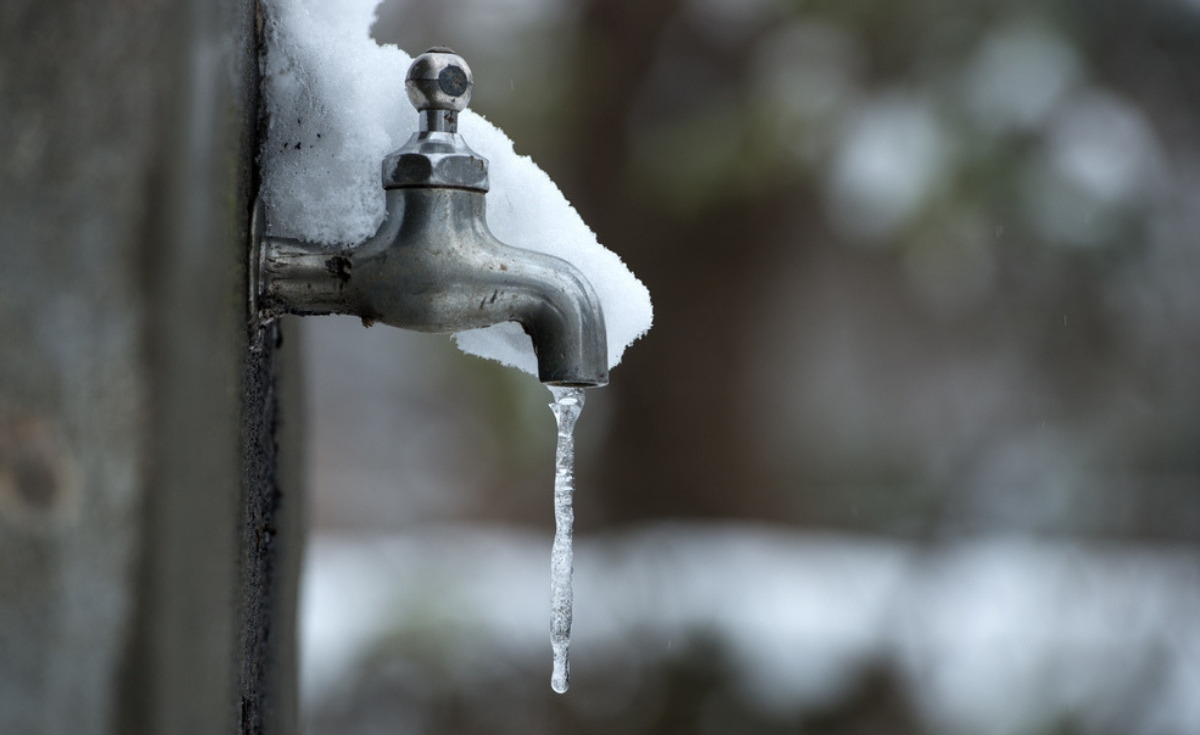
257 0 652 375
300 524 1200 734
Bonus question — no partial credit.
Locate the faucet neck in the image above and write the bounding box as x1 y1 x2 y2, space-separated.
420 108 458 133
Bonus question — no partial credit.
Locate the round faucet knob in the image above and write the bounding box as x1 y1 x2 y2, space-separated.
406 48 474 114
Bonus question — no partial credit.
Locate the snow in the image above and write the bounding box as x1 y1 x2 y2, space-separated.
258 0 652 375
961 24 1081 133
300 524 1200 734
827 95 946 241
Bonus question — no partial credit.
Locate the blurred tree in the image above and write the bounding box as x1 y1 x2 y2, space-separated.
564 0 793 524
546 0 1200 539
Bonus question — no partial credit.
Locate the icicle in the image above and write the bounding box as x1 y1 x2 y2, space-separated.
548 386 584 694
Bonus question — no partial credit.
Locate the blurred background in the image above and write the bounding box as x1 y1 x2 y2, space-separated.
299 0 1200 733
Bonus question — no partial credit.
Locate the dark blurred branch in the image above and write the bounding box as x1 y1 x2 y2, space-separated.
569 0 688 218
564 0 812 524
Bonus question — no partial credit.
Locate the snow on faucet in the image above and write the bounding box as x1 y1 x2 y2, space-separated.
257 49 609 386
257 0 652 376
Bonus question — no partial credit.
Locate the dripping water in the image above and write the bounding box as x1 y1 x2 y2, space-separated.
548 385 584 694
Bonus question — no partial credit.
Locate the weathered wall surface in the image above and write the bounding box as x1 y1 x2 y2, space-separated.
0 1 301 733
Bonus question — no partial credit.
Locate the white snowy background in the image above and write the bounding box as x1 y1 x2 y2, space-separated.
303 526 1200 735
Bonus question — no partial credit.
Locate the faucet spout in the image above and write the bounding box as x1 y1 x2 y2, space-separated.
259 187 608 386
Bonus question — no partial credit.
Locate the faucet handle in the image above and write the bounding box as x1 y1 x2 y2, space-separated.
384 48 488 191
406 48 474 133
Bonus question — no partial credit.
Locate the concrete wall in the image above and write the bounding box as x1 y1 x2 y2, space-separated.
0 1 302 733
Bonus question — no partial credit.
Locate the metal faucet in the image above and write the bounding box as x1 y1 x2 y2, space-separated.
253 49 609 387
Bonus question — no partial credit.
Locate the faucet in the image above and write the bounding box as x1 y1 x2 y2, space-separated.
253 48 609 387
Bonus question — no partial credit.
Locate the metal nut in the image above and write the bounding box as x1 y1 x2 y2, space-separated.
382 150 489 191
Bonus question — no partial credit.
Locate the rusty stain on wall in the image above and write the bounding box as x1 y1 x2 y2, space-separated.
0 414 81 527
